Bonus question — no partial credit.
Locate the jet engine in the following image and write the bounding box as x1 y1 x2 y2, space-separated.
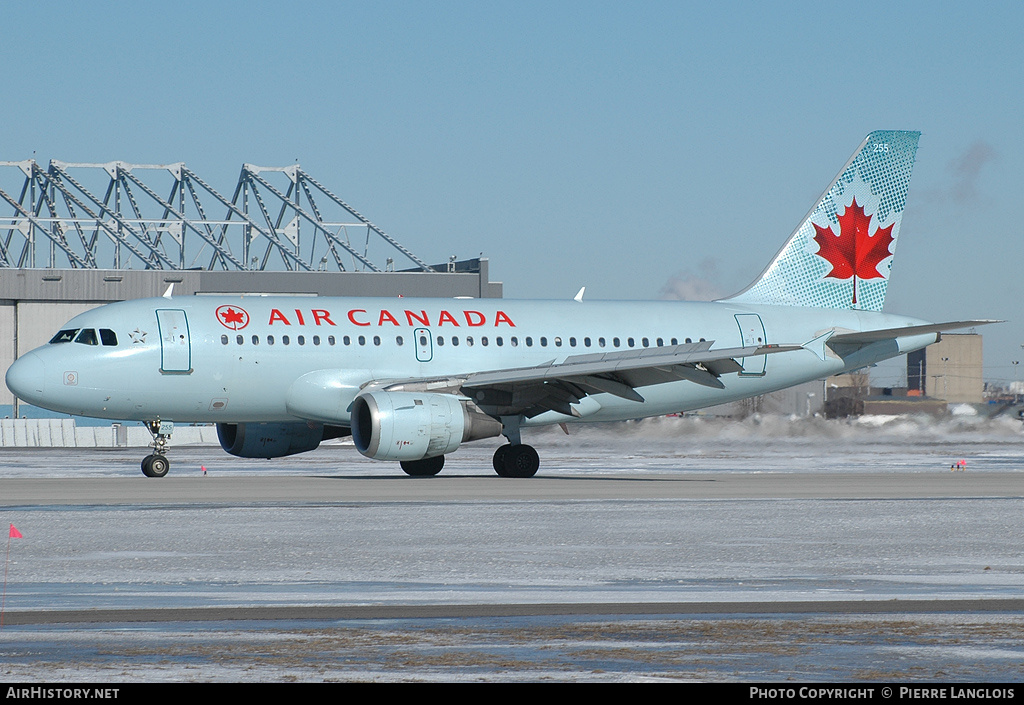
351 391 502 462
217 421 348 459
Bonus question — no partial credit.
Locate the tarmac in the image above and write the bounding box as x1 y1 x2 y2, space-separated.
1 414 1022 681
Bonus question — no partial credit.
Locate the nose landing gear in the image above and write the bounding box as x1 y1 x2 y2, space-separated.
141 420 173 478
141 453 169 478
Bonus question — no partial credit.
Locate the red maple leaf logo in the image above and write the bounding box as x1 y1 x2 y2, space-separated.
216 305 249 330
812 198 894 304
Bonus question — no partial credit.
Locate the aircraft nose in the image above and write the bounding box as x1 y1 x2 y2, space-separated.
5 352 45 403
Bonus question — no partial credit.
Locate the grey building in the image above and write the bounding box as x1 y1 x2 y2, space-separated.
0 159 501 419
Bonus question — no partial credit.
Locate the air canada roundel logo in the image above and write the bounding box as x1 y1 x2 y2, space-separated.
216 305 250 330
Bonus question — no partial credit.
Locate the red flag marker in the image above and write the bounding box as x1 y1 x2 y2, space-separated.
4 524 23 627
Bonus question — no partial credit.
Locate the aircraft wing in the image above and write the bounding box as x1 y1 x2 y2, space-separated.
375 340 800 418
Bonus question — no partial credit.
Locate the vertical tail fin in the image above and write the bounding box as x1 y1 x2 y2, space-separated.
725 130 920 311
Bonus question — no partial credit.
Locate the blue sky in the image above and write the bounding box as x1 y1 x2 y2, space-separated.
2 1 1021 385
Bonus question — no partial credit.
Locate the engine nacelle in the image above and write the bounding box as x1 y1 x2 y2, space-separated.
351 391 502 461
217 421 328 459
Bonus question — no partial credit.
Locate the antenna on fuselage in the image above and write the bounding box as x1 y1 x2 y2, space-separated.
574 286 585 302
162 283 174 298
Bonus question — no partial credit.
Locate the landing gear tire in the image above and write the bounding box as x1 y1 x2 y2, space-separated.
492 444 510 474
495 444 539 478
400 455 445 477
141 454 170 478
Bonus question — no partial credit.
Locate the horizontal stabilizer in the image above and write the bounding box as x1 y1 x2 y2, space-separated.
827 320 1001 346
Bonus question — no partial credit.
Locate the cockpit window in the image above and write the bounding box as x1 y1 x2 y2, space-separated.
74 329 98 346
99 329 117 346
49 329 79 344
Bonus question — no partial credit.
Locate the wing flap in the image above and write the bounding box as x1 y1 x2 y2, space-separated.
461 341 798 389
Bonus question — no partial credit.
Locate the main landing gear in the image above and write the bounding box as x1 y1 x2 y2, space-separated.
492 443 540 478
490 415 540 478
141 420 172 478
397 446 540 478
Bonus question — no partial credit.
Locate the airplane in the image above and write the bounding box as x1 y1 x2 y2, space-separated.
5 130 996 478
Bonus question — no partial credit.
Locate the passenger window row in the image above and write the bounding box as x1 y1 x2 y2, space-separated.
220 333 704 348
221 334 344 347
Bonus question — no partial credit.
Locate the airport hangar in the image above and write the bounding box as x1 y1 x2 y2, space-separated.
0 159 501 420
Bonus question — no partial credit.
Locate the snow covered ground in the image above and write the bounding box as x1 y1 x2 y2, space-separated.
1 414 1022 681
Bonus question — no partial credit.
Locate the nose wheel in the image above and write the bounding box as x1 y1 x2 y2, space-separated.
141 454 170 478
140 420 173 478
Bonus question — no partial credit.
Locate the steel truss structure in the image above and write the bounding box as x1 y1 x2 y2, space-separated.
0 160 435 272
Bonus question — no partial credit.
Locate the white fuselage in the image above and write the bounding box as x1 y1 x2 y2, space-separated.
6 295 934 427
